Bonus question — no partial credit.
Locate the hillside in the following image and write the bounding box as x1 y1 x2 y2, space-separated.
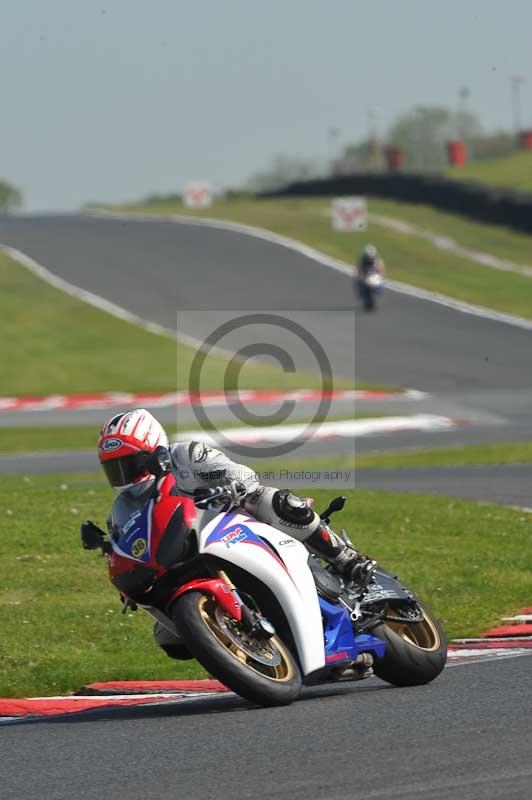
447 149 532 193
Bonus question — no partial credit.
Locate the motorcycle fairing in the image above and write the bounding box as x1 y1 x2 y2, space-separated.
200 510 326 676
109 477 196 570
365 273 384 290
110 500 153 565
319 597 386 665
170 578 243 621
205 515 288 572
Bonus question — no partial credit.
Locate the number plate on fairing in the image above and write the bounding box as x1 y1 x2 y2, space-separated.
363 583 403 602
359 570 417 605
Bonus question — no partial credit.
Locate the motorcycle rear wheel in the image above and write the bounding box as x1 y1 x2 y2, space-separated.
363 292 376 311
173 591 302 706
371 602 447 687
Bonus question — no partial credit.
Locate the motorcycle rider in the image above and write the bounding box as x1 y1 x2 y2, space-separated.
354 244 384 311
357 244 385 282
96 408 375 657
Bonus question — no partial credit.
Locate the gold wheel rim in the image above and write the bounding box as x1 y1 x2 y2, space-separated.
385 607 441 652
197 595 295 682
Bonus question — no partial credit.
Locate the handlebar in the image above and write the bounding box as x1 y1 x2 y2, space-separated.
194 480 248 509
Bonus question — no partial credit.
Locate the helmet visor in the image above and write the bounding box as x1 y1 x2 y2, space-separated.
101 453 149 488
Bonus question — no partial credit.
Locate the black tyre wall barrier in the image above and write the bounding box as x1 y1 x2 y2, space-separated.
264 174 532 235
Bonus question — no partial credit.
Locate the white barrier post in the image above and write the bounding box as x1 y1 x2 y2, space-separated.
183 182 213 209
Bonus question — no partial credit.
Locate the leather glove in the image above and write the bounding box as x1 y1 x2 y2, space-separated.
193 485 230 508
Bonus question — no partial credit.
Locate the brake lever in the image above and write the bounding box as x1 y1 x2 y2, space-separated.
227 479 248 505
194 488 231 509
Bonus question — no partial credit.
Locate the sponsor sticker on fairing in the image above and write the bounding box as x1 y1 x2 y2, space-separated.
131 538 147 558
364 583 403 601
122 511 142 534
220 527 248 548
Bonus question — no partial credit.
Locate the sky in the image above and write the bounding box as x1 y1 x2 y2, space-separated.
1 0 532 211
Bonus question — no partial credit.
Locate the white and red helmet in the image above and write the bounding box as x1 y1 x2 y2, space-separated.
98 409 169 493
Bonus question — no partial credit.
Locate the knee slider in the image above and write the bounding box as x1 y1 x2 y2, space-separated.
272 489 316 527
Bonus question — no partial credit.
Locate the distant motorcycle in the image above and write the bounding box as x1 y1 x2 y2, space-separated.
358 270 384 311
82 480 447 707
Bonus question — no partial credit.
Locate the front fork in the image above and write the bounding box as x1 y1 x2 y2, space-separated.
216 570 276 639
168 570 276 640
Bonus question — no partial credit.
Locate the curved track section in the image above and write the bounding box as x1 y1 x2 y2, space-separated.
1 213 531 391
2 214 532 798
3 659 532 800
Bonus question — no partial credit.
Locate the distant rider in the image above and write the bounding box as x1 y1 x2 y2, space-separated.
357 244 385 284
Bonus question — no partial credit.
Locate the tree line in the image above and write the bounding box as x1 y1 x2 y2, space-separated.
0 180 23 212
246 105 519 191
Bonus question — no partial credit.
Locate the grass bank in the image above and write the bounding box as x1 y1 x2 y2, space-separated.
354 441 532 470
447 150 532 193
2 472 532 696
372 198 532 267
113 197 532 320
256 441 532 473
0 250 356 396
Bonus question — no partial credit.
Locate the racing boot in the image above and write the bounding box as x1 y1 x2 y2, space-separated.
306 523 377 585
245 487 377 584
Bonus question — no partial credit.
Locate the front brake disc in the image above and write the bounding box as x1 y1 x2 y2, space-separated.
214 606 282 666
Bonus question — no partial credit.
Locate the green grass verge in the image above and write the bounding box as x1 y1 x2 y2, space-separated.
354 441 532 470
114 197 532 320
254 441 532 473
446 150 532 193
0 250 359 396
2 472 532 696
372 197 532 267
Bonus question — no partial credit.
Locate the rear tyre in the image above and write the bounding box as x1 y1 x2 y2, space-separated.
364 293 375 311
371 602 447 686
173 591 302 706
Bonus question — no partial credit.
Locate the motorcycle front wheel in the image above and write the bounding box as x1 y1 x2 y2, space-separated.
173 591 302 706
371 601 447 686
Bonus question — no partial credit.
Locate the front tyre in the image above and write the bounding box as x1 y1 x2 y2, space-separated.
173 591 302 706
371 602 447 687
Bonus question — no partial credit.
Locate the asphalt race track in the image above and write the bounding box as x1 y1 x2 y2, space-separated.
4 450 532 506
1 212 532 502
2 214 532 496
1 213 531 393
1 213 532 799
2 657 532 800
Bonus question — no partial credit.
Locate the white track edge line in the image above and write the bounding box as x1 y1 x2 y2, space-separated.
89 209 532 333
369 212 532 278
0 245 236 358
445 650 532 667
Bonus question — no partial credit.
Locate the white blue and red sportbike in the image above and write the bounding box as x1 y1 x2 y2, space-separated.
358 270 384 311
82 475 447 707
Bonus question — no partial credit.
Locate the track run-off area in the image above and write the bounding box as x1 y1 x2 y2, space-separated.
1 211 532 800
1 211 532 499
